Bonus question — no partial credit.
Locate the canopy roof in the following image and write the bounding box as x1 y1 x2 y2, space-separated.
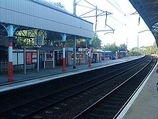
0 0 93 39
129 0 158 45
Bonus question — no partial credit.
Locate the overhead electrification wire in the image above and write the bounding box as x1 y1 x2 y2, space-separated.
106 0 126 16
76 0 83 4
79 9 95 17
84 0 96 7
113 0 125 15
106 0 137 26
75 0 115 33
109 15 126 26
77 4 95 10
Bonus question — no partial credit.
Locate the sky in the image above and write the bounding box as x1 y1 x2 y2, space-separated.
45 0 155 49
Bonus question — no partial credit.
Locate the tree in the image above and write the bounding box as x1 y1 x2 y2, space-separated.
15 29 46 46
143 41 158 54
102 41 158 56
48 1 65 10
92 33 102 49
102 42 118 54
76 39 87 48
118 44 127 50
53 2 65 9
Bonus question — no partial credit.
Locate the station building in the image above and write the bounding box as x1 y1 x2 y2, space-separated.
0 0 95 81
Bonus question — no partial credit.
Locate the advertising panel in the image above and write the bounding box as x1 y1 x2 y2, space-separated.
26 52 32 64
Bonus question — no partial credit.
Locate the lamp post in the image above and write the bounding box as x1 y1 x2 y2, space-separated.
130 11 140 56
137 34 139 56
138 29 150 47
137 29 150 55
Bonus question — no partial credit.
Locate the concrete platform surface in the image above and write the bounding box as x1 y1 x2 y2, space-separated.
118 63 158 119
0 56 140 85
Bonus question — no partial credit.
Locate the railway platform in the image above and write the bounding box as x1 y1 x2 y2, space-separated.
0 56 141 89
0 57 133 84
118 62 158 119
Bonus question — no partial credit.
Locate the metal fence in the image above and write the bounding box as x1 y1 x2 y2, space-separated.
0 60 36 73
0 60 8 72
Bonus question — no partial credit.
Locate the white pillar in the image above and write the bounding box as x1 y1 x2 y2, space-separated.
73 37 76 69
7 25 14 82
61 34 67 72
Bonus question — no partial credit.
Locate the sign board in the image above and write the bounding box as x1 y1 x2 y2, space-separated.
32 52 37 63
26 52 32 64
13 52 24 65
18 53 23 64
34 36 44 46
26 52 37 64
13 53 17 65
44 51 53 61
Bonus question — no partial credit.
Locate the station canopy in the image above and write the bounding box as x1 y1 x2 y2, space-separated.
0 0 93 40
129 0 158 46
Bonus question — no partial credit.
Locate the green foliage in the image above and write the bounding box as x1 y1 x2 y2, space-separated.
119 44 127 50
102 43 127 55
134 41 158 55
15 29 46 46
102 41 158 56
65 39 87 47
92 33 102 49
127 41 158 56
66 39 74 47
102 43 118 54
77 39 87 45
129 48 140 56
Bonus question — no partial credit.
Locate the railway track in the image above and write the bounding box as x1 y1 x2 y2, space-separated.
0 56 156 119
74 57 156 119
